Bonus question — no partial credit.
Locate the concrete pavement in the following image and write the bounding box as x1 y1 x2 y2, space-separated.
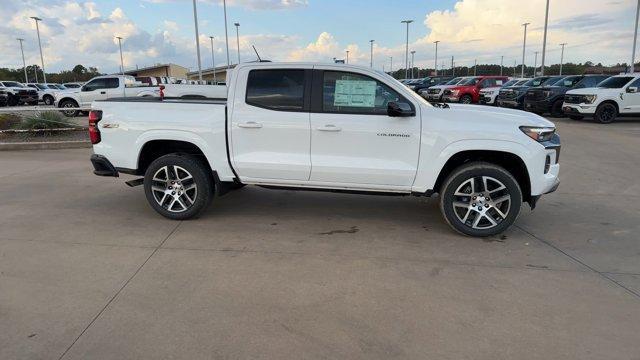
1 118 639 359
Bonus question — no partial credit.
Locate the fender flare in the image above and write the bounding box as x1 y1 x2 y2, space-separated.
134 130 216 172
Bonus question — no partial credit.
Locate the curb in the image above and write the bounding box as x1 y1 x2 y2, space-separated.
0 141 91 151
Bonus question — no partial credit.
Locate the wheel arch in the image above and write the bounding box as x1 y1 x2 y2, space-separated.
136 138 213 176
57 97 79 107
432 149 532 203
597 100 619 112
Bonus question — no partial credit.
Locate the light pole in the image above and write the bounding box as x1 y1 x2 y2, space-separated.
632 0 640 72
401 20 413 79
500 55 504 76
474 59 477 76
345 50 349 64
115 36 124 75
369 40 374 68
191 0 202 81
390 56 393 74
521 22 530 78
209 36 217 83
410 50 415 78
30 16 46 83
234 23 241 64
559 43 567 75
451 56 454 77
223 0 231 73
533 51 539 76
434 40 440 76
540 0 550 75
17 38 28 83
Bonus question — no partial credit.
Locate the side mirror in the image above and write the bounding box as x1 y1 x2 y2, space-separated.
387 102 415 117
627 86 638 93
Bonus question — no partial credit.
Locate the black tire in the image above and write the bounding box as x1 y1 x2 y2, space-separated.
460 95 473 104
550 99 564 117
43 95 54 105
144 154 213 220
594 103 617 124
569 115 584 120
7 94 18 106
439 162 522 237
59 99 79 117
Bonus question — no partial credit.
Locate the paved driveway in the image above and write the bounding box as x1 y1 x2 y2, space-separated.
1 118 639 359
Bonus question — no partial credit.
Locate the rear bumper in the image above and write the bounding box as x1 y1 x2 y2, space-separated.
91 154 119 177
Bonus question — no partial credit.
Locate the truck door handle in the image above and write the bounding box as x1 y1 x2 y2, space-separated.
238 121 263 129
100 91 106 94
317 125 342 132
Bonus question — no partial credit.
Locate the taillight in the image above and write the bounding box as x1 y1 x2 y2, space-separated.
88 110 102 144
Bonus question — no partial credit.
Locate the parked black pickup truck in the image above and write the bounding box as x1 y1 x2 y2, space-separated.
524 75 610 117
497 76 564 110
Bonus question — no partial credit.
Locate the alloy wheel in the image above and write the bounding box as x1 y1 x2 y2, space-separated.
452 176 511 230
151 165 198 213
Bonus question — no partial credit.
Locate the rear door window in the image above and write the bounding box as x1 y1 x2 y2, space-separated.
246 69 305 111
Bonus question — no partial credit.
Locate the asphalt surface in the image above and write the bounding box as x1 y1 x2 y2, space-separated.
1 117 639 360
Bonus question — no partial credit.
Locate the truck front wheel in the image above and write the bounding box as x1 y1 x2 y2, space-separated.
144 154 213 220
460 95 473 104
439 162 522 237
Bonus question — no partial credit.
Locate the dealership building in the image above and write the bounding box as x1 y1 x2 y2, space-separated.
124 63 189 79
186 65 235 83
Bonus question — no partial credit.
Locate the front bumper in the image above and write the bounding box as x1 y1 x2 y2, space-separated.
442 95 460 103
479 94 497 105
562 103 596 115
497 98 523 109
91 154 119 177
424 93 443 102
524 99 552 113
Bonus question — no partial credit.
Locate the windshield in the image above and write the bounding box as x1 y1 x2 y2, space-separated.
501 79 520 87
555 76 582 87
514 79 529 86
542 77 564 86
445 77 463 85
3 81 24 87
37 84 50 89
459 77 480 85
597 76 634 89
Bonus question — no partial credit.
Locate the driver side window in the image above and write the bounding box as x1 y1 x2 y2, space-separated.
322 71 407 115
83 79 106 92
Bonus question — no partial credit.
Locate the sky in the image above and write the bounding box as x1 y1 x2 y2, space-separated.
0 0 637 74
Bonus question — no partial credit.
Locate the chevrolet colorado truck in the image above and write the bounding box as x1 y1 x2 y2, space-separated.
89 63 560 237
563 73 640 123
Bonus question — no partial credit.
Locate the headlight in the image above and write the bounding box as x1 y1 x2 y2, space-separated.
451 90 460 96
583 95 597 104
520 126 556 142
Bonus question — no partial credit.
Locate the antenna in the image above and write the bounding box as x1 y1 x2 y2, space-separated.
252 45 262 62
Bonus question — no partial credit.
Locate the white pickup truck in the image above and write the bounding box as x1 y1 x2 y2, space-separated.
563 73 640 123
89 62 560 237
55 75 227 116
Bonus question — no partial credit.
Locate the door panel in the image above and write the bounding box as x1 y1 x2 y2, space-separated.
309 70 421 187
230 68 311 181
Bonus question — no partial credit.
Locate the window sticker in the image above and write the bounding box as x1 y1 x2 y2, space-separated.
333 79 377 108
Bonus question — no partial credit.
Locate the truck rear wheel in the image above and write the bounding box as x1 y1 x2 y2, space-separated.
144 154 213 220
439 162 522 237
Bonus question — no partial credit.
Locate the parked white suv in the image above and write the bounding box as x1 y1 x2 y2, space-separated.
479 78 527 105
563 73 640 123
26 83 59 105
88 62 560 237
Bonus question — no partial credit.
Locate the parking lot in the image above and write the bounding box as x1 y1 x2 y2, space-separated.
1 117 639 359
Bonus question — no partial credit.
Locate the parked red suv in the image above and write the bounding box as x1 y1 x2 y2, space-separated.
442 76 509 104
